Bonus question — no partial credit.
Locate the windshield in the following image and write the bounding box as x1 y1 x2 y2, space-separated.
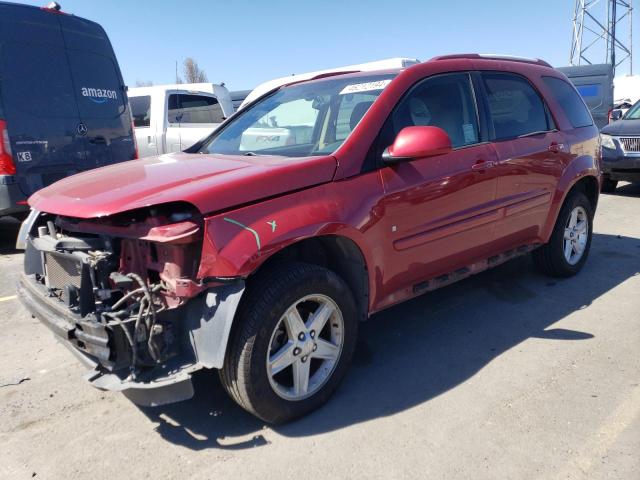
198 73 396 157
623 100 640 119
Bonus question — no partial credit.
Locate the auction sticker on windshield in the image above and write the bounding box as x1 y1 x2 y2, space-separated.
340 80 392 95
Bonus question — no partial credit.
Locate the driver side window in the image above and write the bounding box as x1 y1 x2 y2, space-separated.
390 73 480 149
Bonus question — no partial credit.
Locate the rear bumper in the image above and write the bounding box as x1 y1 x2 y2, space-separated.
601 149 640 181
0 178 28 217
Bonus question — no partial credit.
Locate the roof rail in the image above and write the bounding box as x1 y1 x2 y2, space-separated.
430 54 552 68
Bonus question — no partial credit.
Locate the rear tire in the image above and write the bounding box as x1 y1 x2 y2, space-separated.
601 177 618 193
532 190 593 278
219 262 358 424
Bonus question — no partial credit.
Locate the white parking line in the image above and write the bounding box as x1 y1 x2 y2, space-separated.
0 295 17 303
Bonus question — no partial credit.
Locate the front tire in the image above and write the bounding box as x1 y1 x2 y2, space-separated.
532 190 594 277
220 262 358 424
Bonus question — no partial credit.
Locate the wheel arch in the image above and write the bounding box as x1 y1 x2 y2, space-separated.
247 234 370 321
573 175 600 211
541 156 601 242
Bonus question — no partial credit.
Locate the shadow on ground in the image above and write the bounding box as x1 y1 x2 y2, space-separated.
604 181 640 198
129 232 640 449
0 217 21 255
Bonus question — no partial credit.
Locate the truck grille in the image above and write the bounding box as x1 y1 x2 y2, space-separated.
44 252 83 300
619 137 640 152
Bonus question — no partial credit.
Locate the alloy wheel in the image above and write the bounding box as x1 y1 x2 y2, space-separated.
563 206 589 265
266 294 344 401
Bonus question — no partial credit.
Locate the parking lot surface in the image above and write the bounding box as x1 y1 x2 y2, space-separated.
1 185 639 480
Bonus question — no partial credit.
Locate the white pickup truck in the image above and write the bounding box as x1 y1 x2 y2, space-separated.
128 83 234 158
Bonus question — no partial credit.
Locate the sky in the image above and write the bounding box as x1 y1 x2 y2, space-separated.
17 0 639 92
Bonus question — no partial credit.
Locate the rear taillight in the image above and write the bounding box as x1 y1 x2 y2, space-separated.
131 119 139 159
607 108 613 123
0 120 16 176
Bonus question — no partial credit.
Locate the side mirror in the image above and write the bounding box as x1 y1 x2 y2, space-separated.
610 109 623 122
382 126 452 164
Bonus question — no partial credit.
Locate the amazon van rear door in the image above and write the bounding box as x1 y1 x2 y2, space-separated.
0 2 135 217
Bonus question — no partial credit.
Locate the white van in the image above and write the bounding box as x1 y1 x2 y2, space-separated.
239 57 420 109
128 83 234 158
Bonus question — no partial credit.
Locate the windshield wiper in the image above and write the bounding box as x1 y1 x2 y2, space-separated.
243 151 262 156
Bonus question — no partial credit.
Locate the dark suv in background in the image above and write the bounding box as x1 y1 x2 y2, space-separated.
600 99 640 192
0 1 136 218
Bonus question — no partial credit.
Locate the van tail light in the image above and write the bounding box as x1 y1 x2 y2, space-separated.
607 108 613 123
0 120 16 176
131 119 139 159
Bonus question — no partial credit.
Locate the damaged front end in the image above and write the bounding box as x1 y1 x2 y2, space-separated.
17 203 244 406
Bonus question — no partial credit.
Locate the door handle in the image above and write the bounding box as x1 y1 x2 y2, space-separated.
471 160 495 171
548 142 564 153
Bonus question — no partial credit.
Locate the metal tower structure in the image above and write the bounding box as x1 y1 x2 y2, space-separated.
570 0 634 75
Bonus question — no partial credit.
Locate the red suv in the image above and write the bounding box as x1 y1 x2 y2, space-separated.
18 54 601 423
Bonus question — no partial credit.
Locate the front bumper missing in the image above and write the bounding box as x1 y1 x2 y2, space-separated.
17 274 245 406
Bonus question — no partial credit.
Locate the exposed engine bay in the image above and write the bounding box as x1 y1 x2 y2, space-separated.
18 204 244 404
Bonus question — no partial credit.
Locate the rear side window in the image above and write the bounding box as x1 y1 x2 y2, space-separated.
482 73 549 140
167 94 224 124
68 50 127 118
1 44 77 118
130 96 151 127
542 77 593 128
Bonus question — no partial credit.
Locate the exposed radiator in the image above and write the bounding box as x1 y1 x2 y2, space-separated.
44 252 83 300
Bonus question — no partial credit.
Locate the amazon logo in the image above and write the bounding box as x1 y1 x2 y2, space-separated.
81 87 118 104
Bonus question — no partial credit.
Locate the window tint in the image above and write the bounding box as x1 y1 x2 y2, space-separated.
623 100 640 120
68 50 126 119
167 94 224 124
482 73 549 140
391 73 480 148
542 77 593 128
130 96 151 127
168 94 180 123
59 14 112 57
335 93 379 141
1 44 77 118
